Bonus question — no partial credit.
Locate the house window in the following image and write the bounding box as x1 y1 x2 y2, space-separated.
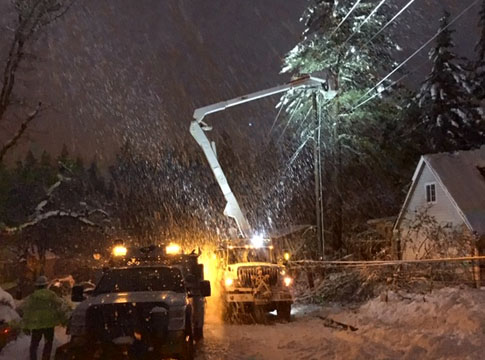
425 183 436 203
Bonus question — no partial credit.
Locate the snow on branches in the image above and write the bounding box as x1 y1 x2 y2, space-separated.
415 11 485 153
2 168 109 235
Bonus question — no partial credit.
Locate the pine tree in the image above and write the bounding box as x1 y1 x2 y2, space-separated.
24 150 38 180
58 144 69 163
39 150 56 186
475 0 485 100
280 0 403 253
283 0 395 91
415 11 484 153
88 159 106 194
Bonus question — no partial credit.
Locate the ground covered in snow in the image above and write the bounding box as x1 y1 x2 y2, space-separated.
2 287 485 359
199 287 485 360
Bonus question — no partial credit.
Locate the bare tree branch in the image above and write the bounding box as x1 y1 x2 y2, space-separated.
4 209 97 233
0 101 41 162
0 0 77 156
1 165 109 236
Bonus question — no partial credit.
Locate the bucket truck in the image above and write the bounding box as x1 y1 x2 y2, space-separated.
190 75 335 322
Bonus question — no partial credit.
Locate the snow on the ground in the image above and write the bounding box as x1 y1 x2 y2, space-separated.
0 326 69 360
198 287 485 360
2 287 485 359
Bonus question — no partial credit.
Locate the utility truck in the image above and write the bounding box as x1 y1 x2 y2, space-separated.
55 242 210 360
190 75 335 321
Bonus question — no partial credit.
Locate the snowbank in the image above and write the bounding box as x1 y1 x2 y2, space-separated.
0 287 15 309
328 287 485 359
0 287 19 323
200 287 485 359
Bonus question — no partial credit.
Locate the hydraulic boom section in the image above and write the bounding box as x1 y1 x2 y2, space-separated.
190 75 335 238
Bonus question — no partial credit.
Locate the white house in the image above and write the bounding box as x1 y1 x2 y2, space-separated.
394 146 485 260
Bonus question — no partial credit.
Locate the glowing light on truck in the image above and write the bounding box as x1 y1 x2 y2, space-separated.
166 243 182 255
112 245 127 257
250 234 264 248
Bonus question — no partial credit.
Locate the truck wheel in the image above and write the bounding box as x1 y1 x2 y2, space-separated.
222 302 234 323
252 305 267 324
194 326 203 341
277 302 291 322
179 323 194 360
180 332 194 360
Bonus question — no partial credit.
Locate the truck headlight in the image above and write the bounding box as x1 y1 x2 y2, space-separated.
283 276 293 287
224 278 234 287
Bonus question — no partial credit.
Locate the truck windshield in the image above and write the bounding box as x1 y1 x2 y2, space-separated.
228 248 272 264
94 267 185 294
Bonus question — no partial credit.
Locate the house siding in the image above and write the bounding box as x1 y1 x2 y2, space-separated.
399 163 465 259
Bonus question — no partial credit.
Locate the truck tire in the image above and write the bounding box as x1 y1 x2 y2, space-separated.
194 326 203 341
277 302 291 322
252 305 267 324
179 308 195 360
179 327 195 360
222 302 234 323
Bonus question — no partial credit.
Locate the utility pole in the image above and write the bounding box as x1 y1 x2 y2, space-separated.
313 93 324 259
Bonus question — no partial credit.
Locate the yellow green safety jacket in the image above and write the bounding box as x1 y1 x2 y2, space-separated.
19 288 70 330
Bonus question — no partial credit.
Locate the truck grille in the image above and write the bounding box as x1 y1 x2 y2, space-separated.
86 302 168 342
238 266 279 287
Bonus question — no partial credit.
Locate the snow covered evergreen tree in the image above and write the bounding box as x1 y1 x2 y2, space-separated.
415 11 484 153
280 0 405 253
283 0 395 91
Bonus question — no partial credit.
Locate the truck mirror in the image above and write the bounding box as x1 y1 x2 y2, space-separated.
200 280 211 297
71 285 85 302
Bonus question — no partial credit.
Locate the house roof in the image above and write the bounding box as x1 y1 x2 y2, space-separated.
395 145 485 235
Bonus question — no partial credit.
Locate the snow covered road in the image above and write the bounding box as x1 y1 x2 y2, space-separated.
2 287 485 359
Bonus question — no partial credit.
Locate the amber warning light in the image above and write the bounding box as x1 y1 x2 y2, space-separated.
166 243 182 255
112 245 127 257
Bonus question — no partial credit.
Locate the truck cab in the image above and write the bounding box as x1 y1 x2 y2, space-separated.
55 243 210 360
218 238 293 322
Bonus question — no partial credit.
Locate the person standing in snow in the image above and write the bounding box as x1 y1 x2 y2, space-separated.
18 276 70 360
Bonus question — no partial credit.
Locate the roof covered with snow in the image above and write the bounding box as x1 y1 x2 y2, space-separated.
396 145 485 235
424 146 485 234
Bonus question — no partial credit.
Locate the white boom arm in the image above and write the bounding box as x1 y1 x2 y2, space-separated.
190 75 334 238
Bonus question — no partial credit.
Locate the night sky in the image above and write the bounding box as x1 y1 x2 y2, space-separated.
0 0 481 164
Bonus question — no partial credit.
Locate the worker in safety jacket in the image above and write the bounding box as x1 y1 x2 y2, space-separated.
18 276 70 360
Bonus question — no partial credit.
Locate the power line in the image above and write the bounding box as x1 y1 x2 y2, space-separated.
367 0 417 44
343 0 389 46
329 0 363 38
352 0 480 111
352 59 428 109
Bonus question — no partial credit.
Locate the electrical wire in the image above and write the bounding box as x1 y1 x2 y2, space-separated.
367 0 417 44
329 0 363 38
352 0 480 111
343 0 389 46
352 59 427 109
